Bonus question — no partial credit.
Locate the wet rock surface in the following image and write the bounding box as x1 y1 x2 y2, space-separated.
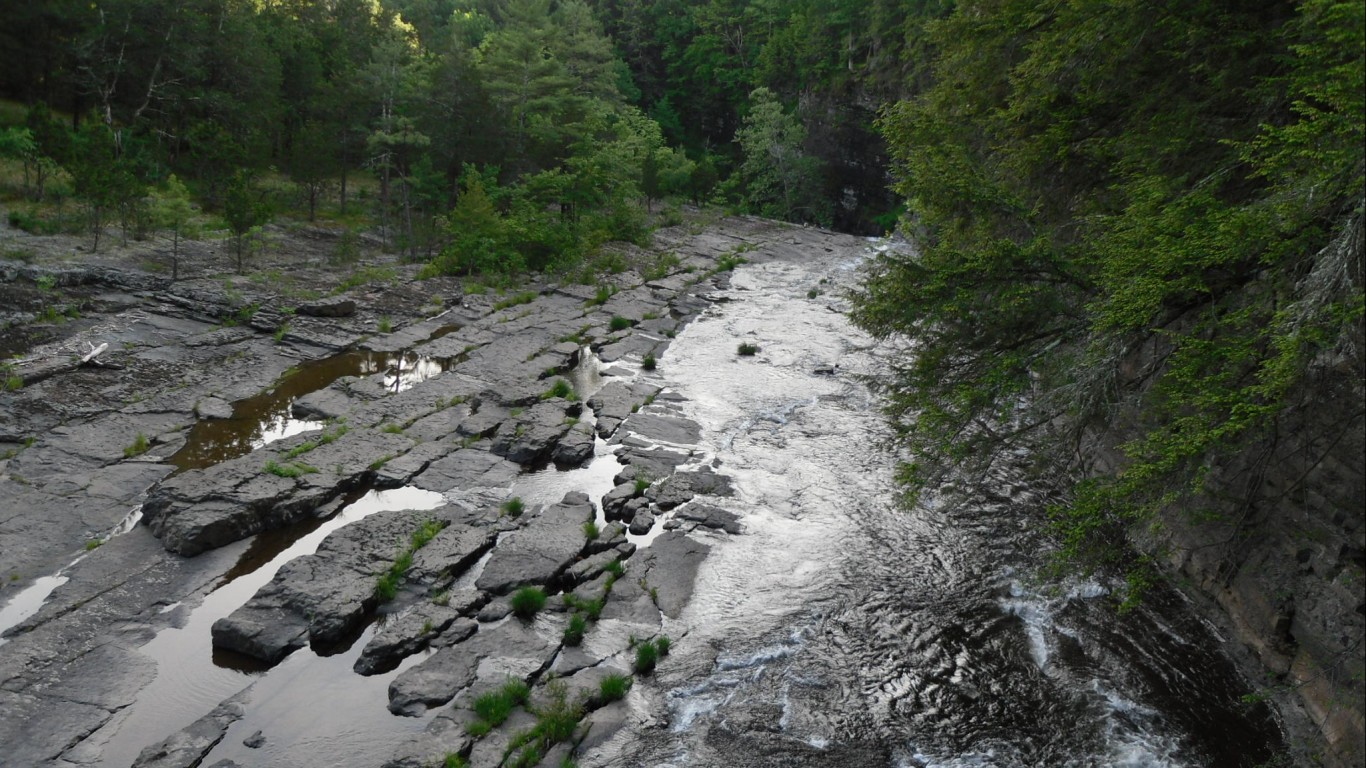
12 218 1236 768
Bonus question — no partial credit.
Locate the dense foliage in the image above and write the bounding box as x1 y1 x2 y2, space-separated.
853 0 1364 592
0 0 956 266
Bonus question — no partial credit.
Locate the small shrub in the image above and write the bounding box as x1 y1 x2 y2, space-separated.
737 342 760 356
598 673 632 703
583 521 599 541
641 354 657 371
563 613 587 646
609 315 631 332
123 433 151 458
510 586 547 618
501 497 525 517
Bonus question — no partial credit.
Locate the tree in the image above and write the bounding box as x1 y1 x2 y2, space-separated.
735 87 828 224
150 174 196 279
223 171 270 274
290 121 338 222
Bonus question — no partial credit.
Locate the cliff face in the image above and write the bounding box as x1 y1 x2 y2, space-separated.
1123 365 1365 766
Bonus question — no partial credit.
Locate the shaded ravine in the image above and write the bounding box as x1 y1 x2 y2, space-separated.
586 243 1282 767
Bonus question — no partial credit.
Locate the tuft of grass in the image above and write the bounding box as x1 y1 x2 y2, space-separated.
3 375 22 391
501 496 525 517
493 290 538 311
123 433 151 458
633 474 652 495
737 342 760 356
604 559 625 578
265 460 318 478
656 635 671 656
608 315 632 332
84 538 103 551
378 316 393 333
442 754 469 768
807 287 819 299
382 423 404 434
374 519 444 603
641 354 657 371
467 678 531 735
598 673 632 703
583 521 599 541
563 613 587 646
505 680 583 768
510 586 547 619
273 323 289 343
367 454 394 471
587 284 616 306
633 640 660 674
541 378 578 401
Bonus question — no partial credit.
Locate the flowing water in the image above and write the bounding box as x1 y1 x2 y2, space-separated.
590 245 1282 767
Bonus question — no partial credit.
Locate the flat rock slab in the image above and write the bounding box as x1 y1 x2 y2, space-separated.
649 466 734 510
411 448 520 494
356 613 477 676
475 492 595 594
490 400 575 465
212 510 471 663
636 531 711 619
132 691 248 768
145 429 415 555
387 619 557 716
665 503 742 534
618 412 701 446
588 381 661 439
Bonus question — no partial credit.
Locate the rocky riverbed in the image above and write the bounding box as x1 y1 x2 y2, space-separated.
0 215 845 767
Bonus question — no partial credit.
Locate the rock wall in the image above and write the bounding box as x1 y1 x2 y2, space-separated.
1114 366 1365 766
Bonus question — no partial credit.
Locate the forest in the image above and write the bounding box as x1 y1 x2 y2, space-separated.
1 0 1362 590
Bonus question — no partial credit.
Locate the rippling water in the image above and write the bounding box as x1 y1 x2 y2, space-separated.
590 243 1281 767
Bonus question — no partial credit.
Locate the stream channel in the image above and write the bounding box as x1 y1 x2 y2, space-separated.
4 239 1284 767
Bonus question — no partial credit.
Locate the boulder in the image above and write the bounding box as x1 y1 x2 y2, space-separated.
648 467 734 510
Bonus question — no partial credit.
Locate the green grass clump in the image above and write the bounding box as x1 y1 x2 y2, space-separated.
265 460 319 478
3 375 21 391
501 496 525 517
378 316 393 333
541 378 578 401
562 613 587 646
608 315 632 332
587 284 616 306
382 423 404 434
807 287 819 299
493 290 538 311
441 754 469 768
604 559 625 578
510 586 547 618
374 519 444 603
598 673 632 703
633 474 652 495
583 521 599 541
123 433 151 458
737 342 760 356
505 681 583 768
466 678 532 735
633 636 670 674
641 354 657 371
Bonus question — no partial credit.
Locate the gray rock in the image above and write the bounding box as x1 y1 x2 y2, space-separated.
194 396 234 420
567 549 626 584
601 482 639 521
413 448 520 494
648 467 734 510
132 693 247 768
296 297 356 317
668 503 742 534
388 619 556 716
614 446 691 484
587 381 661 439
618 412 701 445
628 508 656 535
243 730 265 749
356 611 477 675
491 401 575 465
637 531 711 619
551 421 596 467
476 493 594 593
213 511 466 663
